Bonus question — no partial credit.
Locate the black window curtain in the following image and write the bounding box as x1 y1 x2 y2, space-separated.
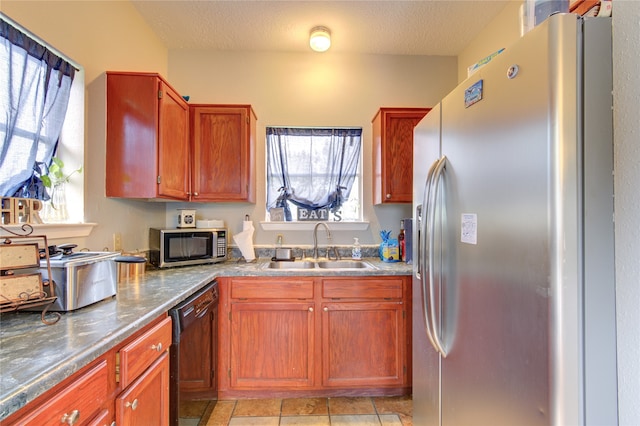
0 16 76 199
266 127 362 221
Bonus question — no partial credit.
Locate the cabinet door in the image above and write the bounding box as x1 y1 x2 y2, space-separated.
106 72 189 200
190 106 256 202
372 108 430 204
106 73 159 198
116 352 170 426
230 302 315 388
322 301 406 387
157 80 190 200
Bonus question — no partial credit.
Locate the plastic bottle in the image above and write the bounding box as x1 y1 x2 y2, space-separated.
398 220 406 262
352 237 362 260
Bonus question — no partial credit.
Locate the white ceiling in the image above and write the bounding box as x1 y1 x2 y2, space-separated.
130 0 511 56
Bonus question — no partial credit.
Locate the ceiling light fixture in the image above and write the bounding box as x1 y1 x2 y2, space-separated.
309 26 331 52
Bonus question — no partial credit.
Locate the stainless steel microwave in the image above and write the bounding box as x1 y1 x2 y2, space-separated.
149 228 228 268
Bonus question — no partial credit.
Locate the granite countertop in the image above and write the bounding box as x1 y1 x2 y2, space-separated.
0 257 411 421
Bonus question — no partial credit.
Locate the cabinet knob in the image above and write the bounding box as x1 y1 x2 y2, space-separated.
323 307 329 312
60 409 80 425
308 307 314 312
125 398 139 410
151 342 163 352
193 192 199 196
386 193 392 199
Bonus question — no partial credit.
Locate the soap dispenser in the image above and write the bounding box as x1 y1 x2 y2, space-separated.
352 237 362 260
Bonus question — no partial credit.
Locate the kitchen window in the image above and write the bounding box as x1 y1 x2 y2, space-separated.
0 14 86 232
266 127 362 223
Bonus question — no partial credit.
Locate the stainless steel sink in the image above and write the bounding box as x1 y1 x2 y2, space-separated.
264 260 376 270
264 261 316 270
315 260 375 269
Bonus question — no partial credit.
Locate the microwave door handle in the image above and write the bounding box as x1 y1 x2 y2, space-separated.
427 156 448 357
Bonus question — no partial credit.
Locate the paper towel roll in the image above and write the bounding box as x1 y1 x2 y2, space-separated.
234 220 256 261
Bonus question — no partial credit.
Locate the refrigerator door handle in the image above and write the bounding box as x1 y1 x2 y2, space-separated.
420 159 440 351
427 155 448 357
415 204 422 281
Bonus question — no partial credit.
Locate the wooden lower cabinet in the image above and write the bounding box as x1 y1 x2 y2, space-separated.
218 275 411 398
322 301 406 388
115 352 170 426
4 359 110 426
230 302 315 388
321 277 408 389
116 316 172 426
3 315 172 426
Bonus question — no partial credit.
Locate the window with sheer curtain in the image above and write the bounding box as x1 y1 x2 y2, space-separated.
266 127 362 222
0 16 76 200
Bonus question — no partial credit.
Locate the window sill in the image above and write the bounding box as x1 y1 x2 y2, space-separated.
0 223 97 240
260 221 370 232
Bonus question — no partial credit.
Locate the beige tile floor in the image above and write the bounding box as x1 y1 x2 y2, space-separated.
179 395 412 426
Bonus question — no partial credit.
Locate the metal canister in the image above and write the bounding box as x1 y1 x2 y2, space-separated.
114 255 146 283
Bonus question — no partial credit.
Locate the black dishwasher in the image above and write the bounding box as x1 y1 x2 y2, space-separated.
169 280 218 426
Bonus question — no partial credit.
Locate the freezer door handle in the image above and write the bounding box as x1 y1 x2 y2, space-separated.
419 158 442 354
415 204 422 281
426 155 448 357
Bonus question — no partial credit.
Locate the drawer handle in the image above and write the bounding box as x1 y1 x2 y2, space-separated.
323 307 329 312
60 409 80 425
308 307 314 312
151 342 163 352
125 398 139 410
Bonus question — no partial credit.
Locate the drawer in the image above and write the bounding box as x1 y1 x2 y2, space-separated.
14 359 109 426
230 278 314 299
118 316 172 389
322 277 403 299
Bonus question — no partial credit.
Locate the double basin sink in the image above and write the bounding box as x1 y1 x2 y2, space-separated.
263 259 377 271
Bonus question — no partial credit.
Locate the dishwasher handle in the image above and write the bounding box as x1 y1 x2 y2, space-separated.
171 281 218 332
194 295 215 318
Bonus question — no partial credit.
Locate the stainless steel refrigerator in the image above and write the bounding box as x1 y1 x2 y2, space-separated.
412 14 617 426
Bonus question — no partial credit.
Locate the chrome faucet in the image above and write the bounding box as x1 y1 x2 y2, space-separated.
312 222 332 260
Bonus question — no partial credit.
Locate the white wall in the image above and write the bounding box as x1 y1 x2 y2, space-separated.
458 2 640 424
167 50 458 245
610 2 640 425
457 1 522 82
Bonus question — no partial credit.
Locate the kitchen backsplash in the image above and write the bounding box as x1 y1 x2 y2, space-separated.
229 245 381 261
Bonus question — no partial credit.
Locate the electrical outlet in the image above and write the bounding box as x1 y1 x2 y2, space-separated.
113 233 122 252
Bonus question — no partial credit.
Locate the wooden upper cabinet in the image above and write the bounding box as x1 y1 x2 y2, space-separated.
106 72 190 200
372 107 430 204
570 0 601 15
190 105 256 202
